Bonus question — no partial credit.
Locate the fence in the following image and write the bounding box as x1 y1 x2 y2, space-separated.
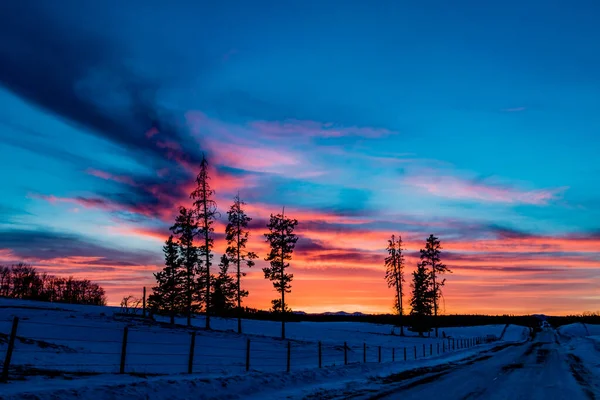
0 316 490 381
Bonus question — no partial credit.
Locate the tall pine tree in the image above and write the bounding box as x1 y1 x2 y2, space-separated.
410 262 433 337
419 234 451 337
191 155 218 329
225 194 258 333
385 234 405 335
149 235 185 324
263 208 298 339
170 206 200 326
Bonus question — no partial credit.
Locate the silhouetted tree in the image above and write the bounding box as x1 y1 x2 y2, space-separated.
191 155 218 329
385 234 405 335
420 234 451 337
0 265 12 297
270 298 292 313
410 262 433 337
149 235 186 324
120 295 142 314
225 194 258 333
263 208 298 339
170 206 201 326
210 255 237 314
0 264 105 305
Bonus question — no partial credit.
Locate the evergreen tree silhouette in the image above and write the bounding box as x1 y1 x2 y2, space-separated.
210 255 238 314
149 235 185 324
170 206 200 326
420 234 451 337
191 155 218 329
385 234 406 335
410 261 434 337
263 208 298 339
225 194 258 333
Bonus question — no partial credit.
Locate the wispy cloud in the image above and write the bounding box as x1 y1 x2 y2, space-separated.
405 175 567 205
250 119 396 139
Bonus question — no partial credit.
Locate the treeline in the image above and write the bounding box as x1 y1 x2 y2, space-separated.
225 311 541 329
149 156 298 338
547 313 600 327
0 263 106 305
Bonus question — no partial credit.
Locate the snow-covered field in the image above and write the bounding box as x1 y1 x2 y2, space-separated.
0 298 530 399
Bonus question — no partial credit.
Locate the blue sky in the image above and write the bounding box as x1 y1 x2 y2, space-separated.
0 1 598 314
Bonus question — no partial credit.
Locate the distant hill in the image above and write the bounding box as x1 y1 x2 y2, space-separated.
321 311 366 317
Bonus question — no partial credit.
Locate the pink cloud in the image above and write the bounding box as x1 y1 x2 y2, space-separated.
204 138 299 173
87 168 137 187
145 126 160 138
405 175 567 205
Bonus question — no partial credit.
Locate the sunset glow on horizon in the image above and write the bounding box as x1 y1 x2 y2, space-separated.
1 2 599 316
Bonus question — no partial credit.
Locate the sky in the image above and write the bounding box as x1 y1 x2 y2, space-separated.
0 1 599 315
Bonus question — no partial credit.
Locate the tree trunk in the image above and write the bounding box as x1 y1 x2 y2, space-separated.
432 259 438 338
281 207 286 340
237 201 242 334
399 285 404 336
203 180 211 330
187 262 192 327
393 245 404 337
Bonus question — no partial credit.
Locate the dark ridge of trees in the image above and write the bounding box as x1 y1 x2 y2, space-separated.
210 309 542 328
0 263 106 305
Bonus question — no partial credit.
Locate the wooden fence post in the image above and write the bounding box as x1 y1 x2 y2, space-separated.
392 348 395 362
423 344 426 357
363 342 366 363
318 341 322 368
246 339 251 371
378 346 381 363
287 341 291 372
142 286 146 318
430 343 433 356
1 316 19 382
188 332 196 374
119 326 129 374
437 342 440 355
443 341 446 353
404 347 407 361
414 346 417 359
344 342 348 365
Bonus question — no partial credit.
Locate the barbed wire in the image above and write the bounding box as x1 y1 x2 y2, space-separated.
2 316 485 377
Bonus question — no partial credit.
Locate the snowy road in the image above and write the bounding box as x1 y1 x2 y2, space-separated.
343 330 594 400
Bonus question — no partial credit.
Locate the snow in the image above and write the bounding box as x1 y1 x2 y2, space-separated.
558 323 600 338
557 323 600 397
0 298 529 398
501 324 531 342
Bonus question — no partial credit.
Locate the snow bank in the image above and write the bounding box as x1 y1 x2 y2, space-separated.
501 325 530 342
558 323 600 338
